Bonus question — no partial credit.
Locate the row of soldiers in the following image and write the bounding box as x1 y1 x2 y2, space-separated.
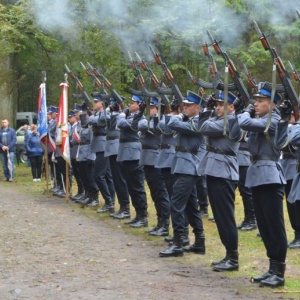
46 82 300 288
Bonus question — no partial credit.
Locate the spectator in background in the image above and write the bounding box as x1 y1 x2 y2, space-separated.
0 119 16 182
25 124 44 182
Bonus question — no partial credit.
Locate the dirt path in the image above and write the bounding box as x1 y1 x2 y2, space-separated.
0 184 287 300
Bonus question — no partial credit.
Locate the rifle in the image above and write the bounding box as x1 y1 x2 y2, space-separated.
206 30 251 106
253 21 299 120
64 64 91 106
243 64 258 93
86 62 124 109
135 52 171 112
149 44 184 104
127 51 159 99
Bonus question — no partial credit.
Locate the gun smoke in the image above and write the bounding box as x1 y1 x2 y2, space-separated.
30 0 300 56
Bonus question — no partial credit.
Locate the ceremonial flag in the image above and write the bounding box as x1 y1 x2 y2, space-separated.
37 83 48 147
57 82 70 164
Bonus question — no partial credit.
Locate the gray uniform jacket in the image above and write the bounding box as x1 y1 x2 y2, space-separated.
199 112 240 181
275 121 299 203
76 125 95 162
47 118 56 154
166 114 206 176
69 122 81 160
138 117 161 166
237 132 251 167
232 111 286 188
155 114 177 169
83 111 106 153
98 111 120 157
117 111 143 162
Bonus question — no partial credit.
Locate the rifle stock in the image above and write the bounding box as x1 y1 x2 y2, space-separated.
65 64 91 106
254 21 300 120
206 31 250 106
149 45 184 104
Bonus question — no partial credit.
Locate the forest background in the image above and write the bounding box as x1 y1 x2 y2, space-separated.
1 0 300 125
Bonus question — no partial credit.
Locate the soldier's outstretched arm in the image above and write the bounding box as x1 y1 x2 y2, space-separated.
274 120 289 149
288 123 300 147
167 116 201 136
238 111 280 134
228 115 243 142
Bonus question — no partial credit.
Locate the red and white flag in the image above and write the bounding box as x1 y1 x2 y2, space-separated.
57 82 70 165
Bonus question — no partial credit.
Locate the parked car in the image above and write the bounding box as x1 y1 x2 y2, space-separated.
15 126 28 163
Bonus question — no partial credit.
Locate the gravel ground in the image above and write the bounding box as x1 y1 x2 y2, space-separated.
0 183 289 300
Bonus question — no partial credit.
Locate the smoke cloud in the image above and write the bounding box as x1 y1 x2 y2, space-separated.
30 0 300 55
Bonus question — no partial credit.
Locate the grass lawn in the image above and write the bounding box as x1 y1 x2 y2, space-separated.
9 162 300 299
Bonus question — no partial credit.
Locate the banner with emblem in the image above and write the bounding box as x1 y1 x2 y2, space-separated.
37 82 48 147
57 82 70 165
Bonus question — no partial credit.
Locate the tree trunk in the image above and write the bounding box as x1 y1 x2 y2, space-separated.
0 54 16 127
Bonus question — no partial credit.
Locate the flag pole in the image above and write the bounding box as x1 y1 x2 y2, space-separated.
65 73 70 203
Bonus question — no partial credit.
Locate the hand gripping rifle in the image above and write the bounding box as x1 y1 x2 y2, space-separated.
206 30 251 106
253 21 299 120
86 62 124 109
149 45 184 105
135 52 171 113
64 64 91 106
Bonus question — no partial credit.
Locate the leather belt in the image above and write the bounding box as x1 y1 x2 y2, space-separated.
206 145 236 157
79 142 90 145
142 145 159 150
251 155 279 162
93 133 106 137
239 146 249 151
119 138 138 143
161 143 172 149
282 153 295 159
106 136 119 141
175 146 198 155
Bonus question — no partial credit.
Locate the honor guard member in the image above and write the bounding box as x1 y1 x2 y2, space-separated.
159 91 206 257
232 98 256 231
98 98 130 219
275 102 300 249
68 109 84 201
157 100 190 245
230 82 287 287
47 106 58 191
117 95 148 228
199 91 240 271
76 109 99 206
138 97 170 236
81 96 115 211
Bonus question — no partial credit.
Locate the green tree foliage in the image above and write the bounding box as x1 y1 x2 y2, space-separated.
1 0 300 119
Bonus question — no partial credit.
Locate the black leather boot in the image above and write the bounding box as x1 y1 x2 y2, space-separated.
159 234 184 257
124 211 140 225
87 192 99 207
75 191 89 204
213 250 239 272
111 205 131 219
251 259 275 283
97 199 114 213
240 218 257 231
130 211 148 228
71 189 85 201
259 261 285 287
211 256 227 266
150 219 170 236
169 226 190 246
237 219 247 229
183 232 205 254
288 232 300 249
147 218 162 234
